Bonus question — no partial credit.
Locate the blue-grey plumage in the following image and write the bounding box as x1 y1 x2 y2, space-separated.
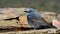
25 8 42 18
24 8 53 28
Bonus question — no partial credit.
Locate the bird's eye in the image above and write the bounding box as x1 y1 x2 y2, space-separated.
29 10 32 13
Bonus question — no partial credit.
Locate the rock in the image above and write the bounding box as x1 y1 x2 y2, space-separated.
0 8 26 19
0 8 58 28
0 19 20 28
19 15 32 28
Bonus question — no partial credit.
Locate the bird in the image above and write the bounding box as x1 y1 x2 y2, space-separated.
24 8 54 29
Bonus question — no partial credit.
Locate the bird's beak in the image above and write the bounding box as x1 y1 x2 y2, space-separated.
24 11 30 13
24 11 32 13
24 11 28 12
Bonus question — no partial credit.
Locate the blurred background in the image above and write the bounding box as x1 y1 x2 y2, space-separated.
0 0 60 13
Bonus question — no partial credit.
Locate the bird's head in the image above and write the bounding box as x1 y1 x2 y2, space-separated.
24 8 36 13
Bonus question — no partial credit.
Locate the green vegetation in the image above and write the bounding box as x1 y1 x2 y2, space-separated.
0 0 60 13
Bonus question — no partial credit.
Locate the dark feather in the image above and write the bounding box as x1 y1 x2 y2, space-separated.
27 15 54 28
